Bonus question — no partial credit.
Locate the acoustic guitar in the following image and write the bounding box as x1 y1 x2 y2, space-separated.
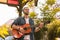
12 22 43 38
12 24 31 38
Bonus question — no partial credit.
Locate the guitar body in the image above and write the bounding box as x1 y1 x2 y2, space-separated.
12 29 23 38
22 24 31 34
12 24 31 38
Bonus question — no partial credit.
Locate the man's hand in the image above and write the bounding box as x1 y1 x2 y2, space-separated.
35 27 40 32
39 22 44 28
35 22 44 32
19 27 25 33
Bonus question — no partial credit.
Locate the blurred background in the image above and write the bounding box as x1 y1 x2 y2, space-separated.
0 0 60 40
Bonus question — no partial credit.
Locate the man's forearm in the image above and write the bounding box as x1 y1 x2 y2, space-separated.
12 25 20 30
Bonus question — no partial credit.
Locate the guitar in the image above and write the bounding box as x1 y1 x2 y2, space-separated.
12 24 31 38
12 22 43 38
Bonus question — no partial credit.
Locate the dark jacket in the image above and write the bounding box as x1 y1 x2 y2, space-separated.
12 17 35 40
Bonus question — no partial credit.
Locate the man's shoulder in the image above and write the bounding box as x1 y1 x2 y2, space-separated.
29 17 34 21
16 17 23 19
14 17 23 21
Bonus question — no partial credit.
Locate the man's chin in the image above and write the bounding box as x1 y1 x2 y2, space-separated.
26 14 29 15
25 13 29 15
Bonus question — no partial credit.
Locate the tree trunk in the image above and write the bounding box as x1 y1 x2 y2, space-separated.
17 0 29 16
17 0 22 16
34 0 38 6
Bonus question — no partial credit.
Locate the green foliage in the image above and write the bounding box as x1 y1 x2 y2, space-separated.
57 27 60 37
34 29 45 40
51 8 60 16
0 24 9 38
43 5 49 12
42 0 60 23
29 12 37 19
41 0 60 40
46 0 56 5
46 19 60 40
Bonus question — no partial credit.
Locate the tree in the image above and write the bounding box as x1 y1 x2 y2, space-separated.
34 0 38 6
17 0 34 16
41 0 60 24
41 0 60 40
17 0 28 16
17 0 39 16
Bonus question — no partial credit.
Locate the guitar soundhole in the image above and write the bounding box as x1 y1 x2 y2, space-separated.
24 28 27 30
24 27 30 30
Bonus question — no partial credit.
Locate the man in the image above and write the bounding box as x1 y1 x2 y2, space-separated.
11 7 41 40
11 7 35 40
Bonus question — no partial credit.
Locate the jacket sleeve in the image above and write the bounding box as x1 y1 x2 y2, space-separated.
30 19 34 25
11 17 21 27
30 18 35 33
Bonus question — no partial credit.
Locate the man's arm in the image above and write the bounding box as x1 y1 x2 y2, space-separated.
35 22 44 32
12 24 20 30
11 17 21 30
11 17 25 33
30 18 44 32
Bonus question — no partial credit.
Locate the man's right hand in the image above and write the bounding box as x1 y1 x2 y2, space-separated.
12 25 25 33
19 27 25 33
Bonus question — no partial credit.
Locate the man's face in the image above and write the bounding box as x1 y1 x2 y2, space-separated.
23 7 29 15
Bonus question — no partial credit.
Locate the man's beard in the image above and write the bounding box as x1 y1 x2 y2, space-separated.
24 13 29 15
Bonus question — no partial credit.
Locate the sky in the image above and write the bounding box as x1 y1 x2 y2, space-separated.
0 0 60 26
0 4 19 26
56 0 60 4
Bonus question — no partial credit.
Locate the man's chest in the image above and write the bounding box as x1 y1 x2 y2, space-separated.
25 18 29 24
